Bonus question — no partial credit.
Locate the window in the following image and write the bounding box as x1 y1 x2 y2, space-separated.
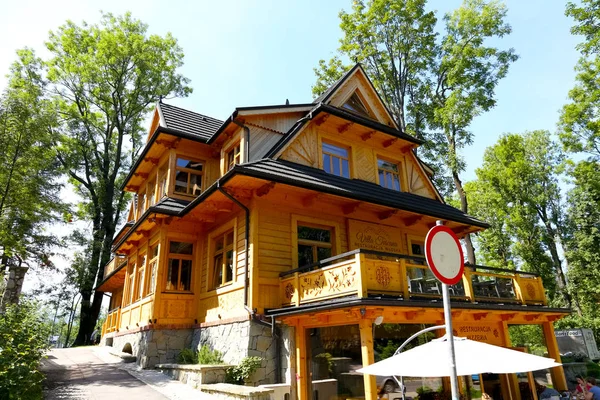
174 157 203 196
378 159 402 191
127 263 136 305
322 142 350 178
342 92 372 119
297 225 333 267
408 238 425 265
136 254 146 301
212 230 235 289
226 143 241 172
166 241 193 291
147 179 156 207
145 243 159 296
158 163 168 199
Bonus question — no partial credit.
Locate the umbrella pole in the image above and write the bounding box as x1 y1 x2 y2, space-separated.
442 283 460 400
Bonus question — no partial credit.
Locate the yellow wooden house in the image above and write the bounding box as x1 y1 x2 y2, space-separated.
98 64 569 400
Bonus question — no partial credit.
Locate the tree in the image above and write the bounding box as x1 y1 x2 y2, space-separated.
0 50 63 307
13 12 192 345
467 131 580 312
313 0 517 264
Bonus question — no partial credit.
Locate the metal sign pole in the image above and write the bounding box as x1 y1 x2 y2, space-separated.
442 282 460 400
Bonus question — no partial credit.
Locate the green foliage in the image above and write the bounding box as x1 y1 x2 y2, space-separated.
466 130 578 310
375 339 399 361
0 301 50 399
508 325 547 356
225 356 263 385
313 0 518 203
177 348 197 364
586 361 600 378
197 345 224 365
0 50 64 271
10 11 192 344
177 345 224 365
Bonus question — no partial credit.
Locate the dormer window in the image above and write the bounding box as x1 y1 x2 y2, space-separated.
378 158 402 191
342 92 372 119
174 156 203 197
226 143 241 172
322 142 350 178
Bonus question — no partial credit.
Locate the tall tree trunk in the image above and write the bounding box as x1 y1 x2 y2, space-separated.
452 170 476 265
541 218 582 315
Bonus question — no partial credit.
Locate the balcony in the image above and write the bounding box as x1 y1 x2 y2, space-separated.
103 255 127 280
101 307 121 336
279 249 546 308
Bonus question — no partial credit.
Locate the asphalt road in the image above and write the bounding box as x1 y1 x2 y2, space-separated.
41 347 169 400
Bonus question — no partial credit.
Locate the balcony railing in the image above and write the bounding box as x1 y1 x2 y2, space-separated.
101 307 121 336
103 255 127 280
279 249 546 307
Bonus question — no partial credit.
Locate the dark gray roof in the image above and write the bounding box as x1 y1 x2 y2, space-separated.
313 64 361 104
158 102 223 141
152 196 189 215
233 159 488 228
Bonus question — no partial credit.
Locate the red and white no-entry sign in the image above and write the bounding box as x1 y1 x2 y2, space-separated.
425 225 464 285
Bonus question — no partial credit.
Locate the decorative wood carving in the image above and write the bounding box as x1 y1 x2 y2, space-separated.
156 138 180 149
403 215 422 227
134 172 149 179
524 313 541 322
500 313 516 321
314 114 330 126
256 181 276 197
383 138 398 148
378 209 398 220
338 122 354 134
144 157 159 165
302 193 322 208
342 202 361 215
473 312 489 321
361 131 376 141
375 265 391 287
204 202 233 213
125 185 140 192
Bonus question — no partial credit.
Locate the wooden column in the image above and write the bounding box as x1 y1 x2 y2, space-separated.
359 319 377 400
295 324 308 400
502 321 522 400
400 259 410 299
542 321 567 391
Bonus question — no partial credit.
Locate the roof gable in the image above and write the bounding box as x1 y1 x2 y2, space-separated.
314 64 398 129
158 102 223 141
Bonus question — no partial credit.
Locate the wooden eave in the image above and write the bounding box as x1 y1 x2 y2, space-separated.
96 262 127 293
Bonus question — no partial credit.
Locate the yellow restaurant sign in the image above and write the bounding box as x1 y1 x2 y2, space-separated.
347 219 403 254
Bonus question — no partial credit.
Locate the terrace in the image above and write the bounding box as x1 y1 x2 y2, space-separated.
279 249 546 308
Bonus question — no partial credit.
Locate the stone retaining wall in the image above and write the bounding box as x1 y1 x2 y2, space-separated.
192 320 278 386
109 327 192 368
200 383 273 400
156 363 232 388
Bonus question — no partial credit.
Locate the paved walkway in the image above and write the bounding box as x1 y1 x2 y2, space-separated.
41 347 207 400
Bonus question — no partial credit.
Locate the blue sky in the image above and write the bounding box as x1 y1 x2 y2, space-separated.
0 0 581 182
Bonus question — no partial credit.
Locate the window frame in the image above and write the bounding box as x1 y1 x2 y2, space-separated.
207 219 237 291
320 139 352 179
341 91 374 119
407 235 426 266
377 157 403 192
165 240 194 293
145 242 160 297
226 142 241 172
135 252 147 301
292 215 342 269
125 261 136 306
172 155 205 198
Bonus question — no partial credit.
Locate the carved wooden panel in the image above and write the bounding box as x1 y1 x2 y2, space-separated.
406 159 435 199
281 126 318 167
199 288 245 322
364 259 403 294
355 147 376 182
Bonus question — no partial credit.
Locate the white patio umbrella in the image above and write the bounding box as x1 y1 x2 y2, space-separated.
357 335 561 377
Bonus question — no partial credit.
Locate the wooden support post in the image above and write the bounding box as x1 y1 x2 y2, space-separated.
295 325 308 400
542 321 568 391
357 253 368 298
359 319 377 400
502 321 522 400
294 273 301 306
463 267 475 302
400 259 410 299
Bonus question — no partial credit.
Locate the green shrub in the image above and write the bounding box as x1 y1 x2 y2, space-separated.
177 348 197 364
586 361 600 378
225 356 263 385
197 345 224 364
0 301 50 400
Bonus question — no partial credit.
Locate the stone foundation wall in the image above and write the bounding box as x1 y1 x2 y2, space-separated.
109 327 192 368
1 266 28 310
192 320 279 386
